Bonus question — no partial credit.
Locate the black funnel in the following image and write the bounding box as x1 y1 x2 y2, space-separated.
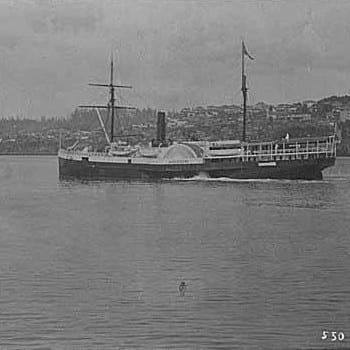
156 111 166 142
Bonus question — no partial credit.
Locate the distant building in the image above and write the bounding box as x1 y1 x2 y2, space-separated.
288 107 297 113
268 112 311 122
340 107 350 122
277 114 312 122
207 111 218 117
207 105 220 112
330 101 343 109
302 100 316 108
254 102 268 110
276 103 292 112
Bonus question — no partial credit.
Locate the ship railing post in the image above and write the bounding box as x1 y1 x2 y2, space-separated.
59 129 62 150
259 143 262 160
270 143 273 160
330 137 333 156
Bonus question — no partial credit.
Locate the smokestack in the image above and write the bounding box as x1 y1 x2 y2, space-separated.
157 111 166 142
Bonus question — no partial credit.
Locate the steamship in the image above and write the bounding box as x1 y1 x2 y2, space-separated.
58 43 336 181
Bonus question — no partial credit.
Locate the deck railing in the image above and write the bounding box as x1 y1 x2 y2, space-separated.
59 149 108 158
59 135 337 161
241 136 336 160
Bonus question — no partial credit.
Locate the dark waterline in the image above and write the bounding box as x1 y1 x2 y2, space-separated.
0 156 349 349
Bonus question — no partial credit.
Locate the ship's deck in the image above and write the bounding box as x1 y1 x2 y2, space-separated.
58 135 336 165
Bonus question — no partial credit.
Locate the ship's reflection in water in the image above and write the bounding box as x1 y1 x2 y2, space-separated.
0 156 349 349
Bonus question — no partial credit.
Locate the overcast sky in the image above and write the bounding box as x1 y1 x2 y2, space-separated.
0 0 350 118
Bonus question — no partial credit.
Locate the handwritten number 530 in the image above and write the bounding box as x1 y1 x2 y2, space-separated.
322 330 345 341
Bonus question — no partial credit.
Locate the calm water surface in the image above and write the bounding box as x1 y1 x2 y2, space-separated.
0 156 349 349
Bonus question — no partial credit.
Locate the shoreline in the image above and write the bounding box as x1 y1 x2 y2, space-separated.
0 152 57 156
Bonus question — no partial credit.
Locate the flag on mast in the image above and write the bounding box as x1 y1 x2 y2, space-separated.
242 41 254 60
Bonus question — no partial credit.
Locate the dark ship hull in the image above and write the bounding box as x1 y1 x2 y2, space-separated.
58 146 335 181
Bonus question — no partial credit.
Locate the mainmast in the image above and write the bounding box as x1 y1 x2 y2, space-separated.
80 53 134 144
241 42 247 142
241 41 254 142
110 54 115 142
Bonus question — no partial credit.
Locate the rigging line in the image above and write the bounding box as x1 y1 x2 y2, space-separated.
102 103 110 131
95 107 110 144
232 87 242 102
247 89 255 107
232 51 242 71
246 75 256 106
232 54 243 79
77 108 100 132
118 94 134 109
246 93 256 129
116 87 149 112
245 93 253 141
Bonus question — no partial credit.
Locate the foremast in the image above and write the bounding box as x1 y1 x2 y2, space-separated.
110 55 116 142
79 53 134 144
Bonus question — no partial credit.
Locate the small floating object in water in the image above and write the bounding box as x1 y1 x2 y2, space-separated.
179 281 187 296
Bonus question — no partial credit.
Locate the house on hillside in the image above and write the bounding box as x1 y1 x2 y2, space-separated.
340 106 350 122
